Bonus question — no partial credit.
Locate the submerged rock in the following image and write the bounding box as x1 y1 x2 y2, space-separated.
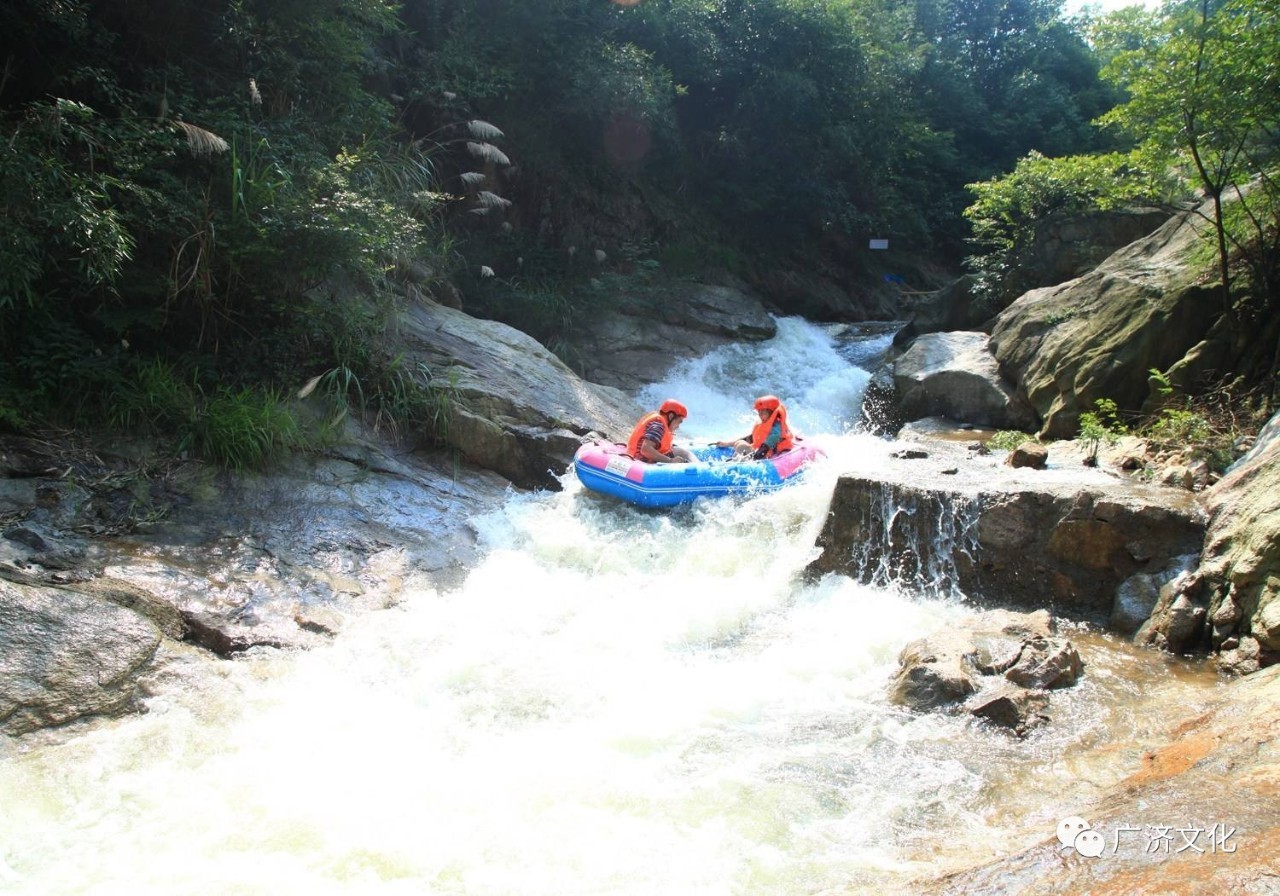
887 608 1079 736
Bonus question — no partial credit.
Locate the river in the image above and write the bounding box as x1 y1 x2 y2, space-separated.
0 318 1223 894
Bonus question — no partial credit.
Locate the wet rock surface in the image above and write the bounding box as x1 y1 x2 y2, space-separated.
807 426 1206 623
914 664 1280 895
889 608 1080 736
0 433 513 735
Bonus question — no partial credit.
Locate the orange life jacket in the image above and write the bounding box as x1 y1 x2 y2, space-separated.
627 411 673 460
751 405 794 456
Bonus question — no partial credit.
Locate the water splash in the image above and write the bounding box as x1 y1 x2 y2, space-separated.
837 482 981 601
0 318 1224 896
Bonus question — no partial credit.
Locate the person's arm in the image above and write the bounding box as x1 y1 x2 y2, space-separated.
639 438 673 463
640 438 692 463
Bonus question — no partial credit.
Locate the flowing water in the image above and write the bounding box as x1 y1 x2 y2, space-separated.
0 319 1224 895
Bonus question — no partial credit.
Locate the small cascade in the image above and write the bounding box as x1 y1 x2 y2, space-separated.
816 479 980 600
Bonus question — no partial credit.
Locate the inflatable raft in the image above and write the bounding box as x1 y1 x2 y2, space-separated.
572 439 824 508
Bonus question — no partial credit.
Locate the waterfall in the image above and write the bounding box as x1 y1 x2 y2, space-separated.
835 481 981 600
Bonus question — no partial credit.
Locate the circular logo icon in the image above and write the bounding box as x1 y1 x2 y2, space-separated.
1057 816 1090 848
1074 829 1106 858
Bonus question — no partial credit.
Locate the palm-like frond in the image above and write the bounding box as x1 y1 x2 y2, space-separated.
467 142 511 167
466 120 504 140
475 191 512 209
177 121 229 157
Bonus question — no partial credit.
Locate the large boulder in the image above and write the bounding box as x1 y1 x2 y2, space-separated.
561 280 778 390
989 201 1224 439
0 429 520 716
0 579 161 735
891 331 1038 430
398 299 643 489
806 439 1206 622
998 207 1173 310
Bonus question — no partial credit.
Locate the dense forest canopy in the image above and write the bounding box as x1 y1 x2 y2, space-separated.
0 0 1275 462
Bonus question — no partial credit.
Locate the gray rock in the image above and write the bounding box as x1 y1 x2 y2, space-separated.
989 199 1232 440
396 298 643 489
891 332 1038 431
1006 442 1048 469
1195 410 1280 655
888 609 1075 728
561 281 778 390
0 580 161 735
1003 636 1084 689
965 682 1050 736
1112 554 1198 636
809 453 1205 620
887 637 979 711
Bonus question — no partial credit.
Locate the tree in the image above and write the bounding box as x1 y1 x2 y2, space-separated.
1098 0 1280 323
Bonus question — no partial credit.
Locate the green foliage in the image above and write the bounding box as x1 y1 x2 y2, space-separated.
0 99 139 310
1147 408 1213 447
466 275 575 350
963 150 1177 310
1138 367 1259 473
0 0 465 459
565 41 678 139
1044 307 1080 325
298 357 461 445
107 359 303 469
107 359 199 432
988 430 1034 451
186 386 302 470
1097 0 1280 316
9 0 1262 468
1078 397 1126 465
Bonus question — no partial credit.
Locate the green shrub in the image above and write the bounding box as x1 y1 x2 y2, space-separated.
184 386 302 470
297 355 461 446
988 430 1034 451
964 151 1177 311
1079 397 1126 466
1146 408 1212 446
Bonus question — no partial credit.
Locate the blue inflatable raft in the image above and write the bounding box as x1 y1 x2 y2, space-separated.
572 439 824 508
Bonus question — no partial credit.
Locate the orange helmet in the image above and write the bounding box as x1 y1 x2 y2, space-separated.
754 395 781 411
660 399 688 418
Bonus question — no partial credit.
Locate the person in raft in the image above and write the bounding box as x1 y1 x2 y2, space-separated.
716 395 795 459
628 399 694 464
